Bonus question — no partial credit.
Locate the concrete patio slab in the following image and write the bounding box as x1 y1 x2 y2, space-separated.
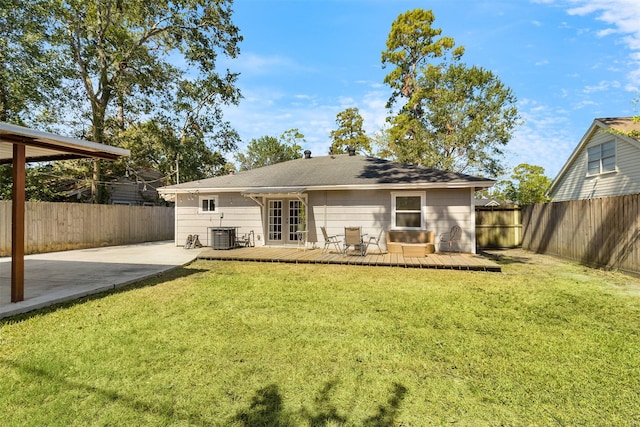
0 241 201 319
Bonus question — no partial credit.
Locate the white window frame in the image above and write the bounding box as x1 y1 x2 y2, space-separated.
587 140 616 176
198 195 218 213
391 191 425 230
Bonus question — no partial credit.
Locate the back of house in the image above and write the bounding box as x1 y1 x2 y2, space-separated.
158 152 495 253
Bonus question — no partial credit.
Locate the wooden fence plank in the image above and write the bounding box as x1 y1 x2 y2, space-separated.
522 194 640 274
475 206 522 248
0 201 174 256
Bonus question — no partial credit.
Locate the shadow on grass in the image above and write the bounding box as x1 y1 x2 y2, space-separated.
3 356 408 425
2 358 217 426
480 249 536 266
234 382 408 426
0 266 207 325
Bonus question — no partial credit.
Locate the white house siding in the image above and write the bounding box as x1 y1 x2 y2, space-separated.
308 188 476 253
172 188 477 252
425 188 475 253
308 189 390 246
174 192 263 247
551 132 640 201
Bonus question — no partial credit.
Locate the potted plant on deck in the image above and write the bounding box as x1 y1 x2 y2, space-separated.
297 204 306 231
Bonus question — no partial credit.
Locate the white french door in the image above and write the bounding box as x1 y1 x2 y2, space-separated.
267 199 302 245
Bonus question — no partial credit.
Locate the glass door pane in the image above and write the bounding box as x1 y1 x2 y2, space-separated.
268 200 283 242
288 200 301 242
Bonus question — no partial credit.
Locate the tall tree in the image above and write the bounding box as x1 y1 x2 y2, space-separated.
236 129 304 171
381 9 519 177
0 0 66 124
45 0 242 201
329 107 372 155
381 9 464 119
500 163 551 205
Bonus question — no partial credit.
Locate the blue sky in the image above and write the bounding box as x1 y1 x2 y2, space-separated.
221 0 640 180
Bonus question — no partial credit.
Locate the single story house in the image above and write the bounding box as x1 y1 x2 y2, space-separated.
157 151 495 253
548 117 640 201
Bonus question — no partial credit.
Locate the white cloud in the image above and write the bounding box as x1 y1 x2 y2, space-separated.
583 80 621 93
228 52 316 77
505 99 576 177
223 82 392 163
562 0 640 85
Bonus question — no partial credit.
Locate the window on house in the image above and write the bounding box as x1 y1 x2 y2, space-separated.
199 196 218 213
391 192 425 229
587 141 616 175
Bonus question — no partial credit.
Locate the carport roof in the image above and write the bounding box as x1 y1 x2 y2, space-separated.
0 122 129 164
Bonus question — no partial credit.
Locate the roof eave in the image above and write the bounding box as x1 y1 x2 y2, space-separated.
158 180 495 194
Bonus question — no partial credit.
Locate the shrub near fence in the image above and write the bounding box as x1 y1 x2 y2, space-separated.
522 194 640 275
0 201 174 256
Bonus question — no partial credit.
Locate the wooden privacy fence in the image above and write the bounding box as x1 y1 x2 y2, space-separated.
0 201 174 256
475 206 522 249
522 194 640 275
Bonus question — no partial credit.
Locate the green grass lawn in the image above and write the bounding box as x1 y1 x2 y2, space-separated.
1 252 639 426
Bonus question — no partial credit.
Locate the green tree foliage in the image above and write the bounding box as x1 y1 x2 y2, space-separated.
0 0 67 124
381 9 464 116
115 120 232 185
48 0 242 143
329 107 372 155
236 129 305 171
0 163 83 201
381 9 519 177
500 163 551 205
41 0 242 201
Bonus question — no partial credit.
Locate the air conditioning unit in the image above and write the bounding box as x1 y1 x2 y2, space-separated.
211 227 236 250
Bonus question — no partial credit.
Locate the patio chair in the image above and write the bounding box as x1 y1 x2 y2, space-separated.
236 230 254 247
321 226 342 253
439 225 462 253
367 229 384 253
343 226 368 256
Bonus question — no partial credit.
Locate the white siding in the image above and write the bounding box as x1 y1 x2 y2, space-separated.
552 132 640 201
308 190 390 246
309 188 476 253
174 192 263 247
173 188 478 252
426 188 475 253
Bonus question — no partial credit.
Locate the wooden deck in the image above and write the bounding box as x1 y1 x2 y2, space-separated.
197 247 502 272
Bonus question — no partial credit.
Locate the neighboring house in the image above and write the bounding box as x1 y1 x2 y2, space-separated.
107 168 167 206
548 117 640 201
157 151 495 253
475 198 502 207
63 167 167 206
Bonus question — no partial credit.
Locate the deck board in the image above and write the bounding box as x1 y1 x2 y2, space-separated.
198 247 501 272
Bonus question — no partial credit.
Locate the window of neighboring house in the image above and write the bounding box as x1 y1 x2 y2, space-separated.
391 192 425 229
199 196 218 213
587 140 616 175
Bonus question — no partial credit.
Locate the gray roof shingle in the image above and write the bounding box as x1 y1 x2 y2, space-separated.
159 154 494 193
